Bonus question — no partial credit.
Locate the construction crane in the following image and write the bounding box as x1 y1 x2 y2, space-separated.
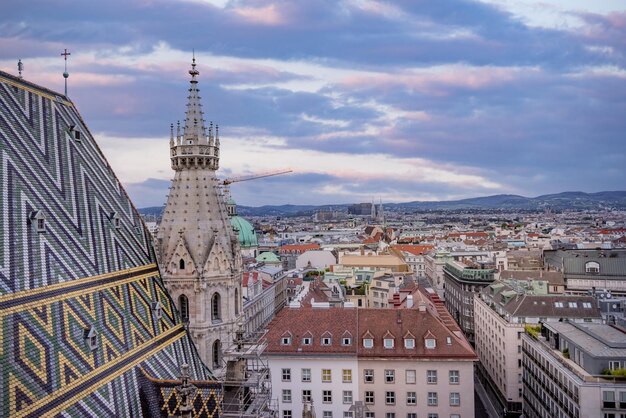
222 169 292 186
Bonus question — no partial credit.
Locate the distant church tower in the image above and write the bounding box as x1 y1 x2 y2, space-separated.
157 58 243 370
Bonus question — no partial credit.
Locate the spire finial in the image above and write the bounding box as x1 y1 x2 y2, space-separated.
17 59 23 79
189 51 199 78
61 48 71 96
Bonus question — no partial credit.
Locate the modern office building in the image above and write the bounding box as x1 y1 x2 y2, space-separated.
443 260 496 343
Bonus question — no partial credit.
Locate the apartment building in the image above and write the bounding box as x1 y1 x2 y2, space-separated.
443 260 496 343
390 245 434 278
543 249 626 296
265 293 477 418
522 322 626 418
474 280 602 416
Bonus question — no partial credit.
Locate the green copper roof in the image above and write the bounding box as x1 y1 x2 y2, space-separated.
256 251 280 263
230 215 258 248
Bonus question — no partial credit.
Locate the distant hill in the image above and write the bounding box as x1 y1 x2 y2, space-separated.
137 206 165 217
138 191 626 217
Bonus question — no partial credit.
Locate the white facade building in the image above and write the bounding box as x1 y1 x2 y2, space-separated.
265 293 477 418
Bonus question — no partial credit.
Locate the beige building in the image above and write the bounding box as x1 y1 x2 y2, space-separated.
368 273 404 308
156 60 242 370
339 253 409 273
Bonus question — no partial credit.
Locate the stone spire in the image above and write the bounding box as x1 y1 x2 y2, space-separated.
157 57 242 370
170 57 220 171
183 56 207 144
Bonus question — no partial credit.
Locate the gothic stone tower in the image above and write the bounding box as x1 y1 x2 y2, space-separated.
157 58 243 370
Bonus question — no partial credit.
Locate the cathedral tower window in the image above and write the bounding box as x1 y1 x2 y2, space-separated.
212 293 222 322
212 340 221 369
234 288 239 315
179 258 185 270
179 294 189 323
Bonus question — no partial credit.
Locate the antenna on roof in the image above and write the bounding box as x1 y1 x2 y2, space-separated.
61 48 71 96
17 59 23 79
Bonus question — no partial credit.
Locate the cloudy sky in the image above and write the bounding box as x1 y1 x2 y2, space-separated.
2 0 625 207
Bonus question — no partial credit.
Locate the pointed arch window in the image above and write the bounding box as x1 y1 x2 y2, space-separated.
179 294 189 323
234 288 240 315
212 340 221 369
212 292 221 322
179 258 185 270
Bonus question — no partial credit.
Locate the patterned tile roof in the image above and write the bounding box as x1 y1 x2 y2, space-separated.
0 70 219 417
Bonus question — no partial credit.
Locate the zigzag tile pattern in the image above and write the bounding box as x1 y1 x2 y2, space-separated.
0 71 220 417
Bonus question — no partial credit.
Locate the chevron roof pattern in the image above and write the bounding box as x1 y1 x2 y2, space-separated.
0 70 221 417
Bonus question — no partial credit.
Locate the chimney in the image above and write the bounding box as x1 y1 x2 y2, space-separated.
360 246 365 256
407 294 414 308
418 302 427 312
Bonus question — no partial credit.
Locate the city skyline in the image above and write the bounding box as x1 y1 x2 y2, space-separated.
2 0 625 207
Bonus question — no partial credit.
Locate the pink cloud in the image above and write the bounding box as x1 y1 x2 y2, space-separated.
231 4 285 26
339 66 536 96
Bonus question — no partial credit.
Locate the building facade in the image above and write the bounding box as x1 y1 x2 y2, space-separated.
265 296 477 418
543 249 626 296
474 280 602 416
522 322 626 418
443 260 496 344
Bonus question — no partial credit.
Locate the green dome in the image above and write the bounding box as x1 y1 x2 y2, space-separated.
256 251 280 263
230 215 258 248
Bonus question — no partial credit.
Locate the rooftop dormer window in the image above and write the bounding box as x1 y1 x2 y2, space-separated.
302 337 312 346
425 338 436 349
404 338 415 349
281 336 291 345
363 338 373 349
29 210 46 233
342 337 352 346
384 338 394 349
84 326 98 351
585 261 600 274
321 336 332 346
68 124 81 141
109 212 121 229
151 301 162 320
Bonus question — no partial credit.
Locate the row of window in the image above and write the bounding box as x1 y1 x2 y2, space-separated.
282 410 461 418
281 368 460 385
281 335 450 349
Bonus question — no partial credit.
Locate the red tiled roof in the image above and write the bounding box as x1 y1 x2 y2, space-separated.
392 244 434 256
242 272 258 287
265 308 358 354
265 304 476 359
600 228 626 235
278 243 320 254
357 309 475 359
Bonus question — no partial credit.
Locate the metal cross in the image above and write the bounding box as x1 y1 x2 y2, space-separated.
61 49 71 96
